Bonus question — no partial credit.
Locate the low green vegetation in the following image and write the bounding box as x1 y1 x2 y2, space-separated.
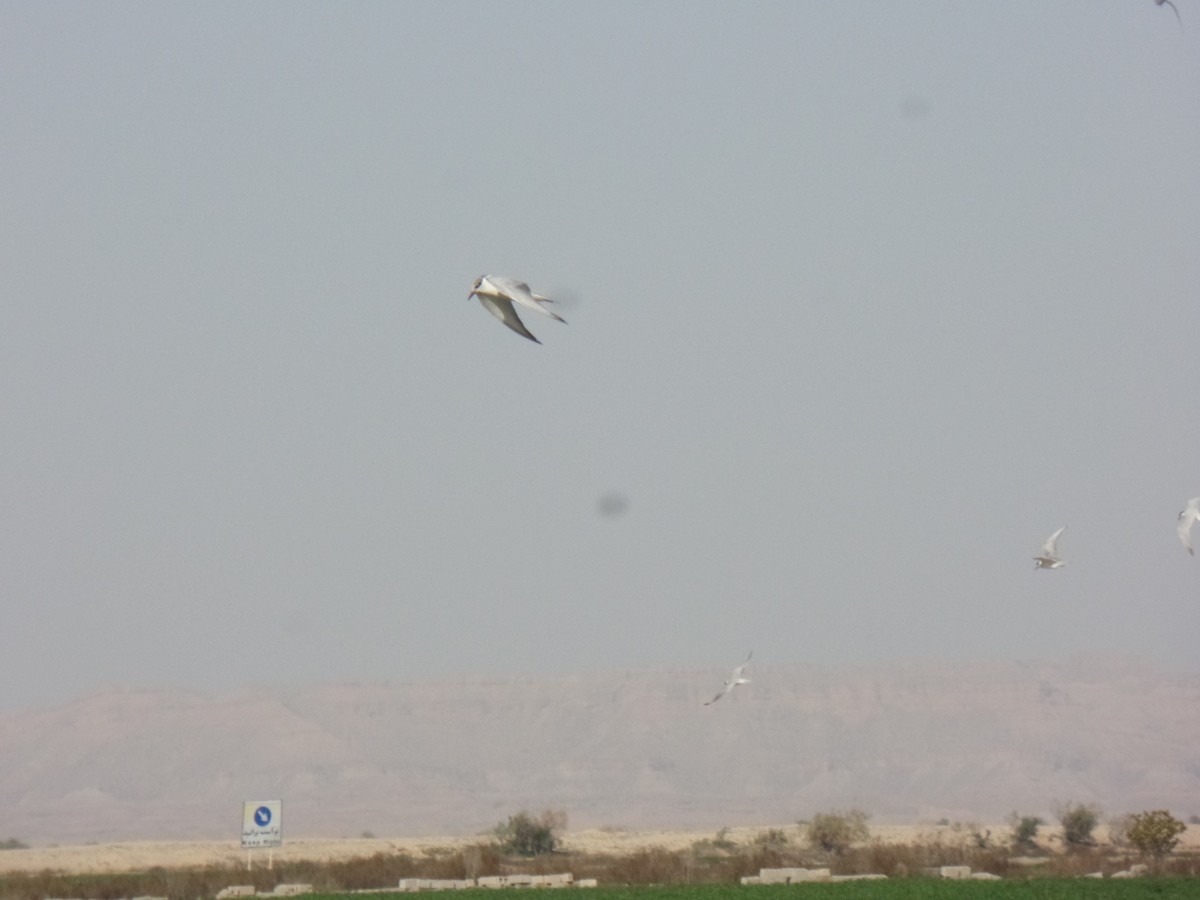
1 848 1197 900
303 883 1200 900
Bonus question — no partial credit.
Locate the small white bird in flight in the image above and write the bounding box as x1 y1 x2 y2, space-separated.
469 275 566 344
1034 526 1067 569
704 651 752 706
1178 497 1199 556
1155 0 1183 29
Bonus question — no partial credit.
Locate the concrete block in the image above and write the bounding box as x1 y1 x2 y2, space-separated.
740 877 761 885
1083 872 1104 879
1112 871 1133 879
1129 864 1149 876
970 873 1001 880
218 888 257 899
477 877 507 889
506 874 534 887
939 866 971 880
532 874 573 887
574 880 598 889
761 867 829 884
831 874 886 882
271 885 313 896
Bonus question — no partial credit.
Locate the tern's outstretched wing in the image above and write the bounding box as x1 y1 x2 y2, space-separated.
704 684 732 706
1178 499 1199 555
1159 0 1183 29
490 276 566 323
731 650 753 679
1043 526 1065 557
478 295 540 343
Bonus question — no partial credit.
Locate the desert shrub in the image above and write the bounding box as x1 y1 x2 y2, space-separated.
965 824 992 849
0 840 28 851
1056 801 1100 847
1127 809 1187 859
804 809 870 855
689 828 739 858
751 828 791 848
1009 813 1043 849
710 828 736 852
493 809 564 857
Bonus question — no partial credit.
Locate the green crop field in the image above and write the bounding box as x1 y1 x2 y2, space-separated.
308 884 1200 900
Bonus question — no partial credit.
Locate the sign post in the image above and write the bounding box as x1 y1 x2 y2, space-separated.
241 800 282 870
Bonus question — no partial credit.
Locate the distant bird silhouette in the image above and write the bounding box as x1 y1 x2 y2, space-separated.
1155 0 1183 29
704 651 752 706
1034 526 1067 570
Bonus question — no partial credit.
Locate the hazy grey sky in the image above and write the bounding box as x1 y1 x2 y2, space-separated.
2 2 1198 709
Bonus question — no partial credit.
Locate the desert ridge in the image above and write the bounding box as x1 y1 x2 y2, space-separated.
4 660 1199 846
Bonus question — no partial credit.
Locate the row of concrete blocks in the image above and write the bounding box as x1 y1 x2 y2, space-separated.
215 875 601 898
398 874 598 891
1084 864 1151 879
922 866 999 880
742 866 1006 885
741 868 885 885
216 885 312 898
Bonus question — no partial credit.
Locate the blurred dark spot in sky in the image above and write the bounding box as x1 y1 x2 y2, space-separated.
597 491 630 518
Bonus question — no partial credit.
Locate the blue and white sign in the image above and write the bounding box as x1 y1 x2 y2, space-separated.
241 800 283 848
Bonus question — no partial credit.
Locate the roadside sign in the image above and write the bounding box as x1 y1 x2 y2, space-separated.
241 800 282 848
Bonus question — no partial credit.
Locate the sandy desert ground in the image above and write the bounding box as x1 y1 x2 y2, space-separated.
2 824 1199 875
